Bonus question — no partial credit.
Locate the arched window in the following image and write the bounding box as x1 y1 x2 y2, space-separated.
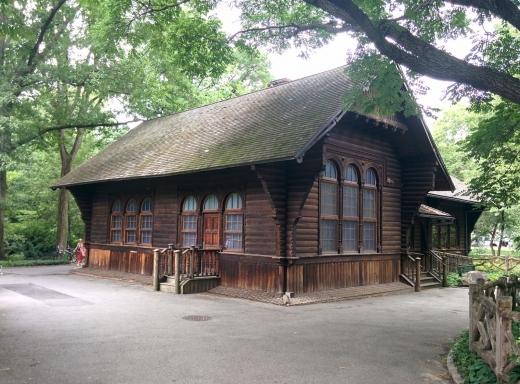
363 169 377 251
343 165 359 251
140 198 153 245
203 195 220 249
320 161 338 252
204 195 219 210
224 193 243 251
110 200 122 243
125 199 137 244
181 196 197 247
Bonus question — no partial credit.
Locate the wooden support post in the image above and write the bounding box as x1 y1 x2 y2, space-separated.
153 249 160 291
415 257 421 292
167 251 173 276
510 275 518 309
174 250 181 294
496 296 513 381
189 246 195 279
442 256 448 288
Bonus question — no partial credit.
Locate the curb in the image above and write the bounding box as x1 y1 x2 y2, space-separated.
447 349 464 384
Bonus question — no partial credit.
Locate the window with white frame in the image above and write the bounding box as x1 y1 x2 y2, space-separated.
224 193 243 251
181 196 197 247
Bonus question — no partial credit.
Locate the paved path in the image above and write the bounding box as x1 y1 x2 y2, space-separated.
0 265 468 384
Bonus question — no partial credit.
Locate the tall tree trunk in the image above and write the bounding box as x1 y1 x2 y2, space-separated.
0 168 6 260
56 128 83 249
490 221 498 256
497 211 505 257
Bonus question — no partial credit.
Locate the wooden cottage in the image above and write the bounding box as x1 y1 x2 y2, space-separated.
52 66 476 294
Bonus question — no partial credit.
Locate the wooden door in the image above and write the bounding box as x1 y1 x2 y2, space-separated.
203 214 220 249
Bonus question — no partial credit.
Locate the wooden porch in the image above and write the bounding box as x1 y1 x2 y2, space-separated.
400 250 474 291
153 247 220 294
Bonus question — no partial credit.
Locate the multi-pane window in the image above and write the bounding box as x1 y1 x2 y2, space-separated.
125 199 137 243
320 161 338 252
432 223 457 249
111 200 122 243
182 196 197 247
319 161 380 254
343 165 358 251
224 193 243 251
363 169 377 251
140 198 153 245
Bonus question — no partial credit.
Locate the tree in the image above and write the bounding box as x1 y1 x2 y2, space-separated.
433 103 520 255
232 0 520 111
0 0 272 259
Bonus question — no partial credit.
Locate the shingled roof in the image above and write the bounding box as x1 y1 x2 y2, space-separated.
52 66 448 188
428 176 479 204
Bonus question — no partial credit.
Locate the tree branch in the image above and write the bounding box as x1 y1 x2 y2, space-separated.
444 0 520 32
227 22 356 42
11 120 137 152
126 0 190 27
25 0 68 76
304 0 520 105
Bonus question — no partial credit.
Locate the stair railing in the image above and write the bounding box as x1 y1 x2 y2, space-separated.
428 250 443 282
401 252 422 292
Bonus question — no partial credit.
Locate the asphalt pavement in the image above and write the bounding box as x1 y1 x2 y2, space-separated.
0 265 468 384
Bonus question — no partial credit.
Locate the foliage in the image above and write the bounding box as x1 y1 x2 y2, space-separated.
4 133 110 258
451 331 498 384
0 0 274 259
462 99 520 207
447 273 462 287
0 259 69 267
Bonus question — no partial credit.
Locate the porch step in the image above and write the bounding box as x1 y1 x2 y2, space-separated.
160 276 221 294
420 273 441 290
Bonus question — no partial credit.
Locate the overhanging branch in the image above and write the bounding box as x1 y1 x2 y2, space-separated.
11 120 138 152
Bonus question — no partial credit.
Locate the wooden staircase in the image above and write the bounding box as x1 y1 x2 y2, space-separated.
420 272 442 290
159 275 221 294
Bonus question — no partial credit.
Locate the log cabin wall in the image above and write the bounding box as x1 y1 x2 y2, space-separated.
400 159 437 249
283 123 404 293
75 167 283 286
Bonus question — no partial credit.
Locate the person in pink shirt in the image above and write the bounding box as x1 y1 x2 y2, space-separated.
74 238 86 266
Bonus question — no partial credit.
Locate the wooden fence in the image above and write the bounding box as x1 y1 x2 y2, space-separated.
469 277 520 383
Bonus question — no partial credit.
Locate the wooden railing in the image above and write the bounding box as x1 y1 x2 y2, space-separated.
401 252 422 291
153 246 219 292
472 256 520 272
469 277 520 383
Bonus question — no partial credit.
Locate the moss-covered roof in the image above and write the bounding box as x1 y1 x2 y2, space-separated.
53 66 354 188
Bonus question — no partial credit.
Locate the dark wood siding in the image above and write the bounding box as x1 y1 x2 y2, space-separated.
90 185 109 244
152 183 177 247
244 173 277 256
219 253 281 293
286 254 400 293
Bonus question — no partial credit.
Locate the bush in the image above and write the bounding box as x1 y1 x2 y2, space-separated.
0 259 69 267
451 331 498 384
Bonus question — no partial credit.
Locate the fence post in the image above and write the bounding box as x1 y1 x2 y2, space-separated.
415 257 421 292
442 255 448 287
167 243 173 276
496 296 513 382
510 275 518 309
153 249 161 291
189 246 195 279
174 250 181 294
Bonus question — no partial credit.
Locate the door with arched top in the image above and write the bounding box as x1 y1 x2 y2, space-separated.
203 195 220 249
